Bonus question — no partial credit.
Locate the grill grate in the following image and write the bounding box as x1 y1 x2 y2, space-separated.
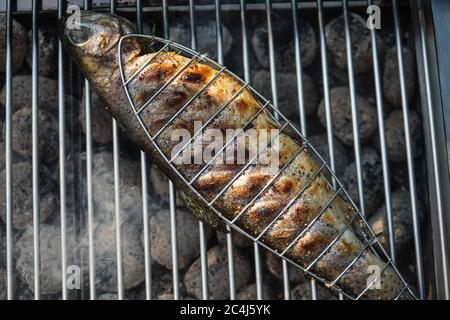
1 0 449 300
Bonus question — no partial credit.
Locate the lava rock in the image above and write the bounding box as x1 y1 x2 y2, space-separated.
97 293 118 300
149 208 212 270
265 251 305 284
390 162 409 189
326 56 354 88
26 24 57 76
93 182 142 226
237 283 276 300
184 244 251 300
0 226 5 268
0 14 28 73
156 292 174 300
92 222 145 292
0 75 58 113
291 282 337 300
4 107 59 164
216 230 252 249
317 87 377 146
383 110 422 162
325 13 383 75
0 267 5 300
80 88 113 145
88 151 143 224
341 148 383 217
308 134 349 178
12 278 35 300
252 18 316 70
369 189 423 255
150 165 185 206
0 141 5 173
251 70 318 120
0 227 5 301
383 46 415 108
93 150 142 188
170 18 233 60
155 291 196 300
16 224 63 295
151 262 174 298
0 161 57 230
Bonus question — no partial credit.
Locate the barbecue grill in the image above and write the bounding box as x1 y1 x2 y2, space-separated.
1 0 449 300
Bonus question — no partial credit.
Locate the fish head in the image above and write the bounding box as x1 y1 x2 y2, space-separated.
59 10 139 79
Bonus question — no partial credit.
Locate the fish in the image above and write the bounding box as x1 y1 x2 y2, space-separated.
59 11 416 300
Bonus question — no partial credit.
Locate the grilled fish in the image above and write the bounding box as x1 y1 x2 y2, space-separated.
59 11 415 300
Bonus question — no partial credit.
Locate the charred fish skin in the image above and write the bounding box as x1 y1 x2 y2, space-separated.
59 11 415 300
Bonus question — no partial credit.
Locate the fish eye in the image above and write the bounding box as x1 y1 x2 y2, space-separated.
67 24 91 46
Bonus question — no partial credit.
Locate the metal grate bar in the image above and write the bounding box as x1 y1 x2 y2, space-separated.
84 0 97 301
392 0 424 299
162 0 181 301
110 0 125 301
57 0 68 300
135 0 152 301
141 145 152 300
340 0 366 219
292 0 328 300
315 0 337 299
240 0 264 300
31 0 41 300
365 0 396 262
291 0 307 136
188 0 210 301
215 0 237 300
5 0 14 300
415 0 449 299
265 1 290 298
84 58 97 299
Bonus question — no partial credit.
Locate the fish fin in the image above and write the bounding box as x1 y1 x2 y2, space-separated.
180 190 229 233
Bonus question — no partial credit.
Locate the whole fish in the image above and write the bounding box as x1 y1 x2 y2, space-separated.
59 11 415 300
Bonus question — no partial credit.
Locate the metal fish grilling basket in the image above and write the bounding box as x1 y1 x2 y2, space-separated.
117 33 416 300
